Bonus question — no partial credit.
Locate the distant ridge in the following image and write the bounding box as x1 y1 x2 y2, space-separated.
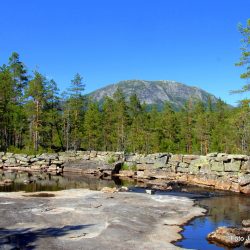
88 80 220 110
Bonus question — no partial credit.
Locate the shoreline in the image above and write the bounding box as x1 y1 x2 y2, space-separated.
0 188 206 249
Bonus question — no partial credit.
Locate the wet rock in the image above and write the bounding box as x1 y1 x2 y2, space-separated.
242 220 250 227
207 226 247 247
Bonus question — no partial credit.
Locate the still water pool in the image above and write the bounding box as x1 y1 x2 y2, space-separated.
175 195 250 249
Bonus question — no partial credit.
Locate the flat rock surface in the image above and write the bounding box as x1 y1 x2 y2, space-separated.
0 189 205 249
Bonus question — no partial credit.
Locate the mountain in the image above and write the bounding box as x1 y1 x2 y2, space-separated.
88 80 220 110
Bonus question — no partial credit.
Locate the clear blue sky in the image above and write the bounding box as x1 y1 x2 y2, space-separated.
0 0 249 105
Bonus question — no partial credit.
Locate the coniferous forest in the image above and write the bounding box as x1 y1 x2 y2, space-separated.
0 51 249 155
1 19 250 155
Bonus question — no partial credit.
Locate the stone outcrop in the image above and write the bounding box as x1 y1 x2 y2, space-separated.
207 220 250 248
1 151 250 194
207 226 249 248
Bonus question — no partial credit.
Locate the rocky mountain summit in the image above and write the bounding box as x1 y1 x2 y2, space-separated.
88 80 219 109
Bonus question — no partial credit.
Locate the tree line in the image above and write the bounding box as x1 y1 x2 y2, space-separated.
0 52 249 155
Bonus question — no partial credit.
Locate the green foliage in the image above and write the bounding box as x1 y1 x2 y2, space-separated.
121 163 137 171
83 101 102 150
0 51 250 155
107 156 116 164
234 19 250 94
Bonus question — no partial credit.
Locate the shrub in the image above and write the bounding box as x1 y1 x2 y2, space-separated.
121 163 137 171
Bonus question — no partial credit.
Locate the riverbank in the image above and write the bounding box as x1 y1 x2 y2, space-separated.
0 189 205 249
1 151 250 194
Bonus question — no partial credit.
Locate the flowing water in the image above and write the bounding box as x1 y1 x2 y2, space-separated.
1 170 250 249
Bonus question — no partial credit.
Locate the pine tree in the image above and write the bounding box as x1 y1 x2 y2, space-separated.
179 99 194 153
159 102 179 152
67 73 85 150
113 88 128 151
43 79 63 150
83 101 102 150
127 94 146 152
235 19 250 95
8 52 28 99
102 97 117 151
25 71 47 152
0 66 16 150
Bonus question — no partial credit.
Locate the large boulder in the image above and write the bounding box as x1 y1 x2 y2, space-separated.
211 161 224 172
240 184 250 194
4 157 17 166
207 227 248 248
238 175 250 186
189 157 210 174
154 155 169 168
228 154 248 160
14 154 29 162
241 160 250 173
224 160 241 172
242 219 250 227
182 155 200 163
169 154 183 163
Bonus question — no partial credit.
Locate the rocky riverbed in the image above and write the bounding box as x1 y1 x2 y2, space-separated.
0 189 205 249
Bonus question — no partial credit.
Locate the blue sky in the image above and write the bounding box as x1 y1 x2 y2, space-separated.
0 0 249 105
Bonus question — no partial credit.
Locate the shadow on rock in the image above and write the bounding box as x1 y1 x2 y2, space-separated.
0 224 93 249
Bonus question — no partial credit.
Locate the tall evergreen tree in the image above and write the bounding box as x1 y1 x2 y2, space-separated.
83 101 102 150
235 19 250 95
0 66 16 150
159 103 179 152
113 88 128 151
43 79 63 150
67 73 85 150
25 71 47 152
102 97 117 151
179 99 194 153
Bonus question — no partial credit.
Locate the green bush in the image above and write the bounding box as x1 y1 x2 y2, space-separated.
121 163 137 171
107 156 116 164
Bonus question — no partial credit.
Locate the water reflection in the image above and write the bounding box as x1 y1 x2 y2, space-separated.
176 195 250 250
0 170 135 192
